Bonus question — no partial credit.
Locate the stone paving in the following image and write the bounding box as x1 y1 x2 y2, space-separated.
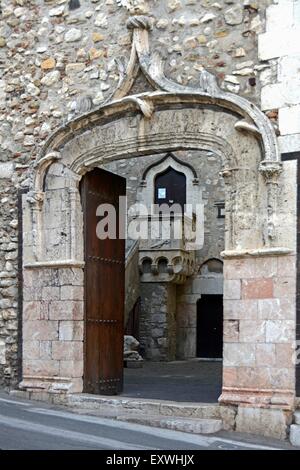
123 360 222 403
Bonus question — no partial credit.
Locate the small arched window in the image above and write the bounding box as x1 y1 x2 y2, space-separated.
154 167 186 211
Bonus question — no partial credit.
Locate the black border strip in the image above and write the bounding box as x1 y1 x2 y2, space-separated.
281 152 300 397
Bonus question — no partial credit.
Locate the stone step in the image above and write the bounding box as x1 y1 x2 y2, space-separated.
67 394 220 418
290 425 300 447
67 394 235 430
116 414 223 435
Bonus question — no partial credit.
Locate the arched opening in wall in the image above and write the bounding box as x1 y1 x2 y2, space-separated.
100 150 226 403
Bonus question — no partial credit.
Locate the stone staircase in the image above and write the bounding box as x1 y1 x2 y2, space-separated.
66 394 233 435
290 410 300 447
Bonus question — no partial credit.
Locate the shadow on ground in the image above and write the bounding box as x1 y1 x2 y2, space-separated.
123 360 222 403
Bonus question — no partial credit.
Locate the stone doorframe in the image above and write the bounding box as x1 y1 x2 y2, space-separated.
20 12 297 431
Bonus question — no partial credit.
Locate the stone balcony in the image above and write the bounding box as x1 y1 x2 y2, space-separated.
137 214 197 284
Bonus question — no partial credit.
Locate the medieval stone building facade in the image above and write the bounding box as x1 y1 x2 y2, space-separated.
0 0 300 443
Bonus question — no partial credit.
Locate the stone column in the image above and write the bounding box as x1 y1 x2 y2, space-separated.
21 266 84 397
220 254 296 438
176 281 197 359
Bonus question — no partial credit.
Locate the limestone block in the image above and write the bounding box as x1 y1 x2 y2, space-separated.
49 301 84 321
236 366 272 389
236 406 290 440
257 299 281 320
224 259 256 280
242 279 273 300
273 276 296 298
23 340 40 360
223 344 256 367
223 299 258 320
23 320 59 341
290 425 300 447
279 134 300 154
42 286 60 301
223 280 241 300
60 286 84 301
223 367 238 388
23 301 48 321
266 3 294 32
59 360 83 378
262 81 300 111
259 28 300 60
278 56 300 82
223 320 239 342
256 343 276 367
59 321 83 341
239 320 266 343
279 105 300 135
270 367 295 389
275 341 296 372
277 256 296 277
265 320 294 343
39 341 52 360
23 360 60 377
58 269 84 287
52 341 83 361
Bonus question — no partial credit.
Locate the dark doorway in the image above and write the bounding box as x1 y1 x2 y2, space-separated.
81 168 126 395
154 167 186 210
197 295 223 359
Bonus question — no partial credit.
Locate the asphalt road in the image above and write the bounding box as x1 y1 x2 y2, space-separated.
0 392 294 450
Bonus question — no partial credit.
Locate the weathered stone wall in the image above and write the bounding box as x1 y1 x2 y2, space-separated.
0 172 18 387
259 0 300 154
0 0 284 388
140 282 176 360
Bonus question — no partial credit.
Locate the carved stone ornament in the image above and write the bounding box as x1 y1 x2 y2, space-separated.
102 12 279 164
259 160 283 243
259 160 283 184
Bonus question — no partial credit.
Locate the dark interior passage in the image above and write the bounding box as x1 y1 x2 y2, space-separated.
197 295 223 359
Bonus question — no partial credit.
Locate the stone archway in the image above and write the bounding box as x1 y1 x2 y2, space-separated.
20 12 297 436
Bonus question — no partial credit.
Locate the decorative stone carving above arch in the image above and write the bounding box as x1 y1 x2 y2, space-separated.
26 6 288 258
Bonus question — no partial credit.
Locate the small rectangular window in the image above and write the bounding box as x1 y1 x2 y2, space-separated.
214 202 225 219
158 188 166 199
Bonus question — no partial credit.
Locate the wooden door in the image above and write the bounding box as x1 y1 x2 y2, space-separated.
154 167 186 210
81 168 126 395
197 295 223 359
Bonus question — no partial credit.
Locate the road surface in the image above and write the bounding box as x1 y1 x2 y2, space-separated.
0 392 294 450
